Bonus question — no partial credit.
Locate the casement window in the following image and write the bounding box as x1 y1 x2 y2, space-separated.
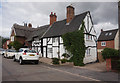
86 48 90 55
101 42 106 46
11 36 14 41
53 38 55 43
86 34 92 40
53 38 58 43
48 48 52 53
7 41 9 45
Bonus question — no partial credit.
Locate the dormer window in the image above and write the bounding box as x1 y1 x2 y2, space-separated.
109 32 112 35
105 33 108 36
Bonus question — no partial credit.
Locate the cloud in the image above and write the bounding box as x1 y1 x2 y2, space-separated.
94 22 118 38
1 2 118 38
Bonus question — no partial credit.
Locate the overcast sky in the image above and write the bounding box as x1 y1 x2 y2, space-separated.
0 1 118 38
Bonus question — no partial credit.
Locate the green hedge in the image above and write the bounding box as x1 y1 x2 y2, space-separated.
102 48 118 60
52 58 60 64
61 59 67 64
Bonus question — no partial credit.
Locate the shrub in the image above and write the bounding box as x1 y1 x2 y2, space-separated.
62 53 70 58
52 58 60 64
12 40 23 51
8 42 14 49
67 56 74 62
102 48 118 60
61 59 67 64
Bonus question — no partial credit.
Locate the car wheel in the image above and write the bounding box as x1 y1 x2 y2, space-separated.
13 56 16 62
35 60 39 64
19 58 24 65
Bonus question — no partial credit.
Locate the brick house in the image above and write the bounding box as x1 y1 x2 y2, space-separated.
3 40 11 49
97 29 119 62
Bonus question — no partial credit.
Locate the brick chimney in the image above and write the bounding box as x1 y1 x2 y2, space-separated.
66 5 75 23
50 12 57 25
101 29 103 32
24 23 27 27
28 23 32 28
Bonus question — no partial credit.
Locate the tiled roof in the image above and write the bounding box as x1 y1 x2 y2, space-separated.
43 11 88 38
98 29 118 41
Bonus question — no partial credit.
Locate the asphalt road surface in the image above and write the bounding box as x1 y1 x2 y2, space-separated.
2 55 119 82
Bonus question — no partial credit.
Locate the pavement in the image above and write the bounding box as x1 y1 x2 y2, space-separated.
39 57 106 72
2 55 119 82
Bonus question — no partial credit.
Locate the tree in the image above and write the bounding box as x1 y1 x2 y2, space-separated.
0 36 9 48
12 41 23 51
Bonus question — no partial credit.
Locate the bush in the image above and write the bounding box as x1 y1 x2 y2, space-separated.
67 56 74 62
62 53 70 58
52 58 60 64
102 48 118 60
61 59 67 64
12 41 23 51
8 42 14 49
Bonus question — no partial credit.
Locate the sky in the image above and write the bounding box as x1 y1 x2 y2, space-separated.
0 0 118 38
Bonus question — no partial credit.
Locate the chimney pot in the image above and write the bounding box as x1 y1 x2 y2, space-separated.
50 12 57 25
101 29 103 32
28 23 32 28
51 12 53 15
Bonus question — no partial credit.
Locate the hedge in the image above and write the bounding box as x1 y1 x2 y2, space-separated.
102 48 118 59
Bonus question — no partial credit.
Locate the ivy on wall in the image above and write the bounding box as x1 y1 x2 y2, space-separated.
62 21 85 66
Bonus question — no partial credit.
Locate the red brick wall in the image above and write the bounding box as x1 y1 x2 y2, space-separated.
15 37 26 45
3 40 11 49
97 40 114 49
67 6 74 23
11 29 15 36
97 40 115 62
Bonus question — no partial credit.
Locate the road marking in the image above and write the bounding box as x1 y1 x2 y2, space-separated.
74 66 103 72
42 65 101 81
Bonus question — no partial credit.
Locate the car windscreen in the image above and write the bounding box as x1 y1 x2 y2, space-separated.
24 50 37 53
8 50 16 52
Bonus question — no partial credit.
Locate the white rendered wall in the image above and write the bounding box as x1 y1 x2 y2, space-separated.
83 47 97 64
115 31 119 50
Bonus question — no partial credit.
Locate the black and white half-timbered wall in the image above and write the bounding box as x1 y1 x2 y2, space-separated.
32 5 97 64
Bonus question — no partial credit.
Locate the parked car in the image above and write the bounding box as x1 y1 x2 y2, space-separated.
0 48 6 55
13 48 39 65
4 49 17 58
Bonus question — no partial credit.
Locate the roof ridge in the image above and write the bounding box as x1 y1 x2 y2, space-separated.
103 29 118 32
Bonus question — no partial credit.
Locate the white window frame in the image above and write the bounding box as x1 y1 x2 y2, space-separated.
86 48 91 56
53 38 58 43
101 42 106 46
86 34 92 41
48 48 52 53
11 36 14 41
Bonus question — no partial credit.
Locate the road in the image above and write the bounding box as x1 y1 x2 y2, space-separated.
2 55 119 82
